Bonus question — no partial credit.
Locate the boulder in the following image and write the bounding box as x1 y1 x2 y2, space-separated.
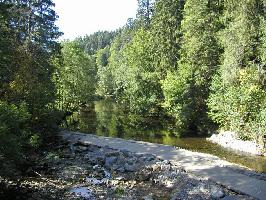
210 186 225 199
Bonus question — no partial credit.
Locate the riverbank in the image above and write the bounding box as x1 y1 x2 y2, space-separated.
208 131 265 156
62 131 266 200
0 136 256 200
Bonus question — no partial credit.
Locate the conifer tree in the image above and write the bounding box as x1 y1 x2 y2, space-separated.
151 0 185 79
163 0 222 134
208 0 266 142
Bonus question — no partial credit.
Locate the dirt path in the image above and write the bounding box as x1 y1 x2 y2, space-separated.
62 131 266 200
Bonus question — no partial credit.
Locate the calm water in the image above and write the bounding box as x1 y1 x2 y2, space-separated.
65 100 266 173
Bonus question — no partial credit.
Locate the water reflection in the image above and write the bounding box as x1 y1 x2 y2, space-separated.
65 100 266 173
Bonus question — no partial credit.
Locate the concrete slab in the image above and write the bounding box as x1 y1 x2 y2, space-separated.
62 131 266 200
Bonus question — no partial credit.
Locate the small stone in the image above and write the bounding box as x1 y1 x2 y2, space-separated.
105 156 117 169
77 146 88 152
117 167 125 173
151 164 161 171
115 176 125 181
84 152 105 164
125 163 137 172
105 151 120 157
127 157 137 164
160 164 171 171
111 164 120 170
142 154 155 162
121 149 131 157
70 187 93 199
143 194 154 200
210 186 225 199
164 180 174 188
87 145 100 152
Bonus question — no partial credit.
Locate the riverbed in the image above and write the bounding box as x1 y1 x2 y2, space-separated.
64 100 266 173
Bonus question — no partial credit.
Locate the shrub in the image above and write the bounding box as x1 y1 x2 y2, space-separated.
0 101 31 163
208 68 266 143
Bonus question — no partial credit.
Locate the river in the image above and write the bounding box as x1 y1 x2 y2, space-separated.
64 100 266 173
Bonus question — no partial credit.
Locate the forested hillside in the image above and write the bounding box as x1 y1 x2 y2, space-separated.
1 0 265 175
55 0 265 144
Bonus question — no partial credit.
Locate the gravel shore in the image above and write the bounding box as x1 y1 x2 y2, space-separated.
1 138 257 200
208 131 265 156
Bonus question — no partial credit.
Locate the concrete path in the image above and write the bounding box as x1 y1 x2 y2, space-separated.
62 131 266 200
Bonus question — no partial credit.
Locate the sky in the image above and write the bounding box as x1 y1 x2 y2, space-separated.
53 0 138 40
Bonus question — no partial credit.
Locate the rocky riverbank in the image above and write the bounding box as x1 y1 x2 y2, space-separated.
208 131 265 156
0 138 256 200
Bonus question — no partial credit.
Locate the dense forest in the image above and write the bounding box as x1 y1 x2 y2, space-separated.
56 0 266 142
0 0 266 175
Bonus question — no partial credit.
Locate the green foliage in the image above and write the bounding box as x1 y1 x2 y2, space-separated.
54 41 97 110
0 101 30 163
106 27 136 99
1 0 263 151
96 46 115 96
52 0 266 143
76 31 116 55
208 69 266 142
122 28 161 114
208 0 266 143
150 0 185 78
136 0 155 27
8 44 56 115
162 0 222 134
0 0 61 172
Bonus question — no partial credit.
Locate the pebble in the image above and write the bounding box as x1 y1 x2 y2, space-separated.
210 186 225 199
105 156 117 169
125 163 137 172
70 187 93 199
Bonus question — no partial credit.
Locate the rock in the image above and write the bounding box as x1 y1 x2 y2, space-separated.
142 154 155 162
115 176 125 181
75 145 88 152
105 156 117 169
210 186 225 199
103 170 112 179
105 151 120 157
121 149 131 157
86 177 108 185
160 163 171 171
164 180 174 188
70 187 94 200
84 152 105 164
136 170 152 181
111 164 120 170
221 195 254 200
87 144 100 152
125 163 137 172
92 164 100 170
143 194 154 200
117 166 125 173
127 157 137 164
151 164 161 172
